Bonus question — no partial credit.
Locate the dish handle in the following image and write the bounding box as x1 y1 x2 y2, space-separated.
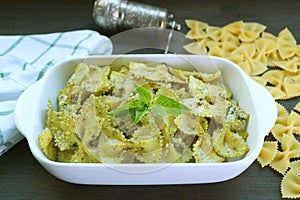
247 78 277 136
14 81 42 138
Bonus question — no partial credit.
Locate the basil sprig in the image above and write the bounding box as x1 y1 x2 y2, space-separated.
108 84 190 123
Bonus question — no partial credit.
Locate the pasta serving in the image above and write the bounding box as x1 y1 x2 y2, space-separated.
38 61 250 163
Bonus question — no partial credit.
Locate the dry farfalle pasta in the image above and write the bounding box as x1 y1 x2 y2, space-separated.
185 19 300 199
257 141 277 167
269 134 300 174
184 19 300 100
295 102 300 112
281 169 300 199
256 103 300 198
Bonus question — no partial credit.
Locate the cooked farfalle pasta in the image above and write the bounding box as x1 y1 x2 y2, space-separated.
38 61 250 164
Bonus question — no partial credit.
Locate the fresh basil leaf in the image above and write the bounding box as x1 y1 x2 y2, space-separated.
108 100 141 117
109 85 190 123
152 95 190 116
135 84 152 105
134 109 149 124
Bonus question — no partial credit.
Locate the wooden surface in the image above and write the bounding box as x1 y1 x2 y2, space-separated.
0 0 299 199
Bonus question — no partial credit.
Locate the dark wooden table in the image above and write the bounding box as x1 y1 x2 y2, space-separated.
1 0 299 199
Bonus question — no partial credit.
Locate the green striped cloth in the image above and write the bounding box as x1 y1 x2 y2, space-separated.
0 30 112 156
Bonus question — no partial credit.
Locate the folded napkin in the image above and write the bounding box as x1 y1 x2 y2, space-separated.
0 30 112 156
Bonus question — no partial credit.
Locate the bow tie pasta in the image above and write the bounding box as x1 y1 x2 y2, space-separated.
38 61 250 163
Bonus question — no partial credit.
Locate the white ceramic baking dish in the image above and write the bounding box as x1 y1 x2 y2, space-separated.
14 54 277 185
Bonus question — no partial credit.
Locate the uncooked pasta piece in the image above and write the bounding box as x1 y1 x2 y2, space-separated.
269 150 290 174
271 111 300 142
261 32 278 42
278 46 299 60
286 111 300 135
223 20 244 35
251 76 267 86
294 102 300 112
289 160 300 176
270 134 300 174
287 71 300 82
183 42 204 55
186 27 207 40
283 76 300 99
225 21 266 43
207 40 226 57
183 40 209 55
238 24 264 42
220 30 240 46
255 38 278 57
261 69 284 86
257 141 278 167
233 43 268 75
242 22 266 38
206 25 223 41
241 54 268 76
273 56 300 73
278 28 297 47
271 124 293 143
233 43 256 58
225 54 244 65
260 69 300 99
185 19 208 30
265 86 286 100
275 102 289 125
266 51 283 67
185 19 208 40
281 170 300 199
281 133 300 159
221 41 239 53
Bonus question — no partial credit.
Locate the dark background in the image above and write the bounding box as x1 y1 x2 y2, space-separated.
1 0 299 199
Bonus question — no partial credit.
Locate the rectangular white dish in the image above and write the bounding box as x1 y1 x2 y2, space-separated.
14 54 277 185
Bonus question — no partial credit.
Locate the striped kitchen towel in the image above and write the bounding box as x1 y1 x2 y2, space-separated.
0 30 112 156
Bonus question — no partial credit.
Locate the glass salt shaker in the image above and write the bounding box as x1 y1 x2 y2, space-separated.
92 0 181 34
